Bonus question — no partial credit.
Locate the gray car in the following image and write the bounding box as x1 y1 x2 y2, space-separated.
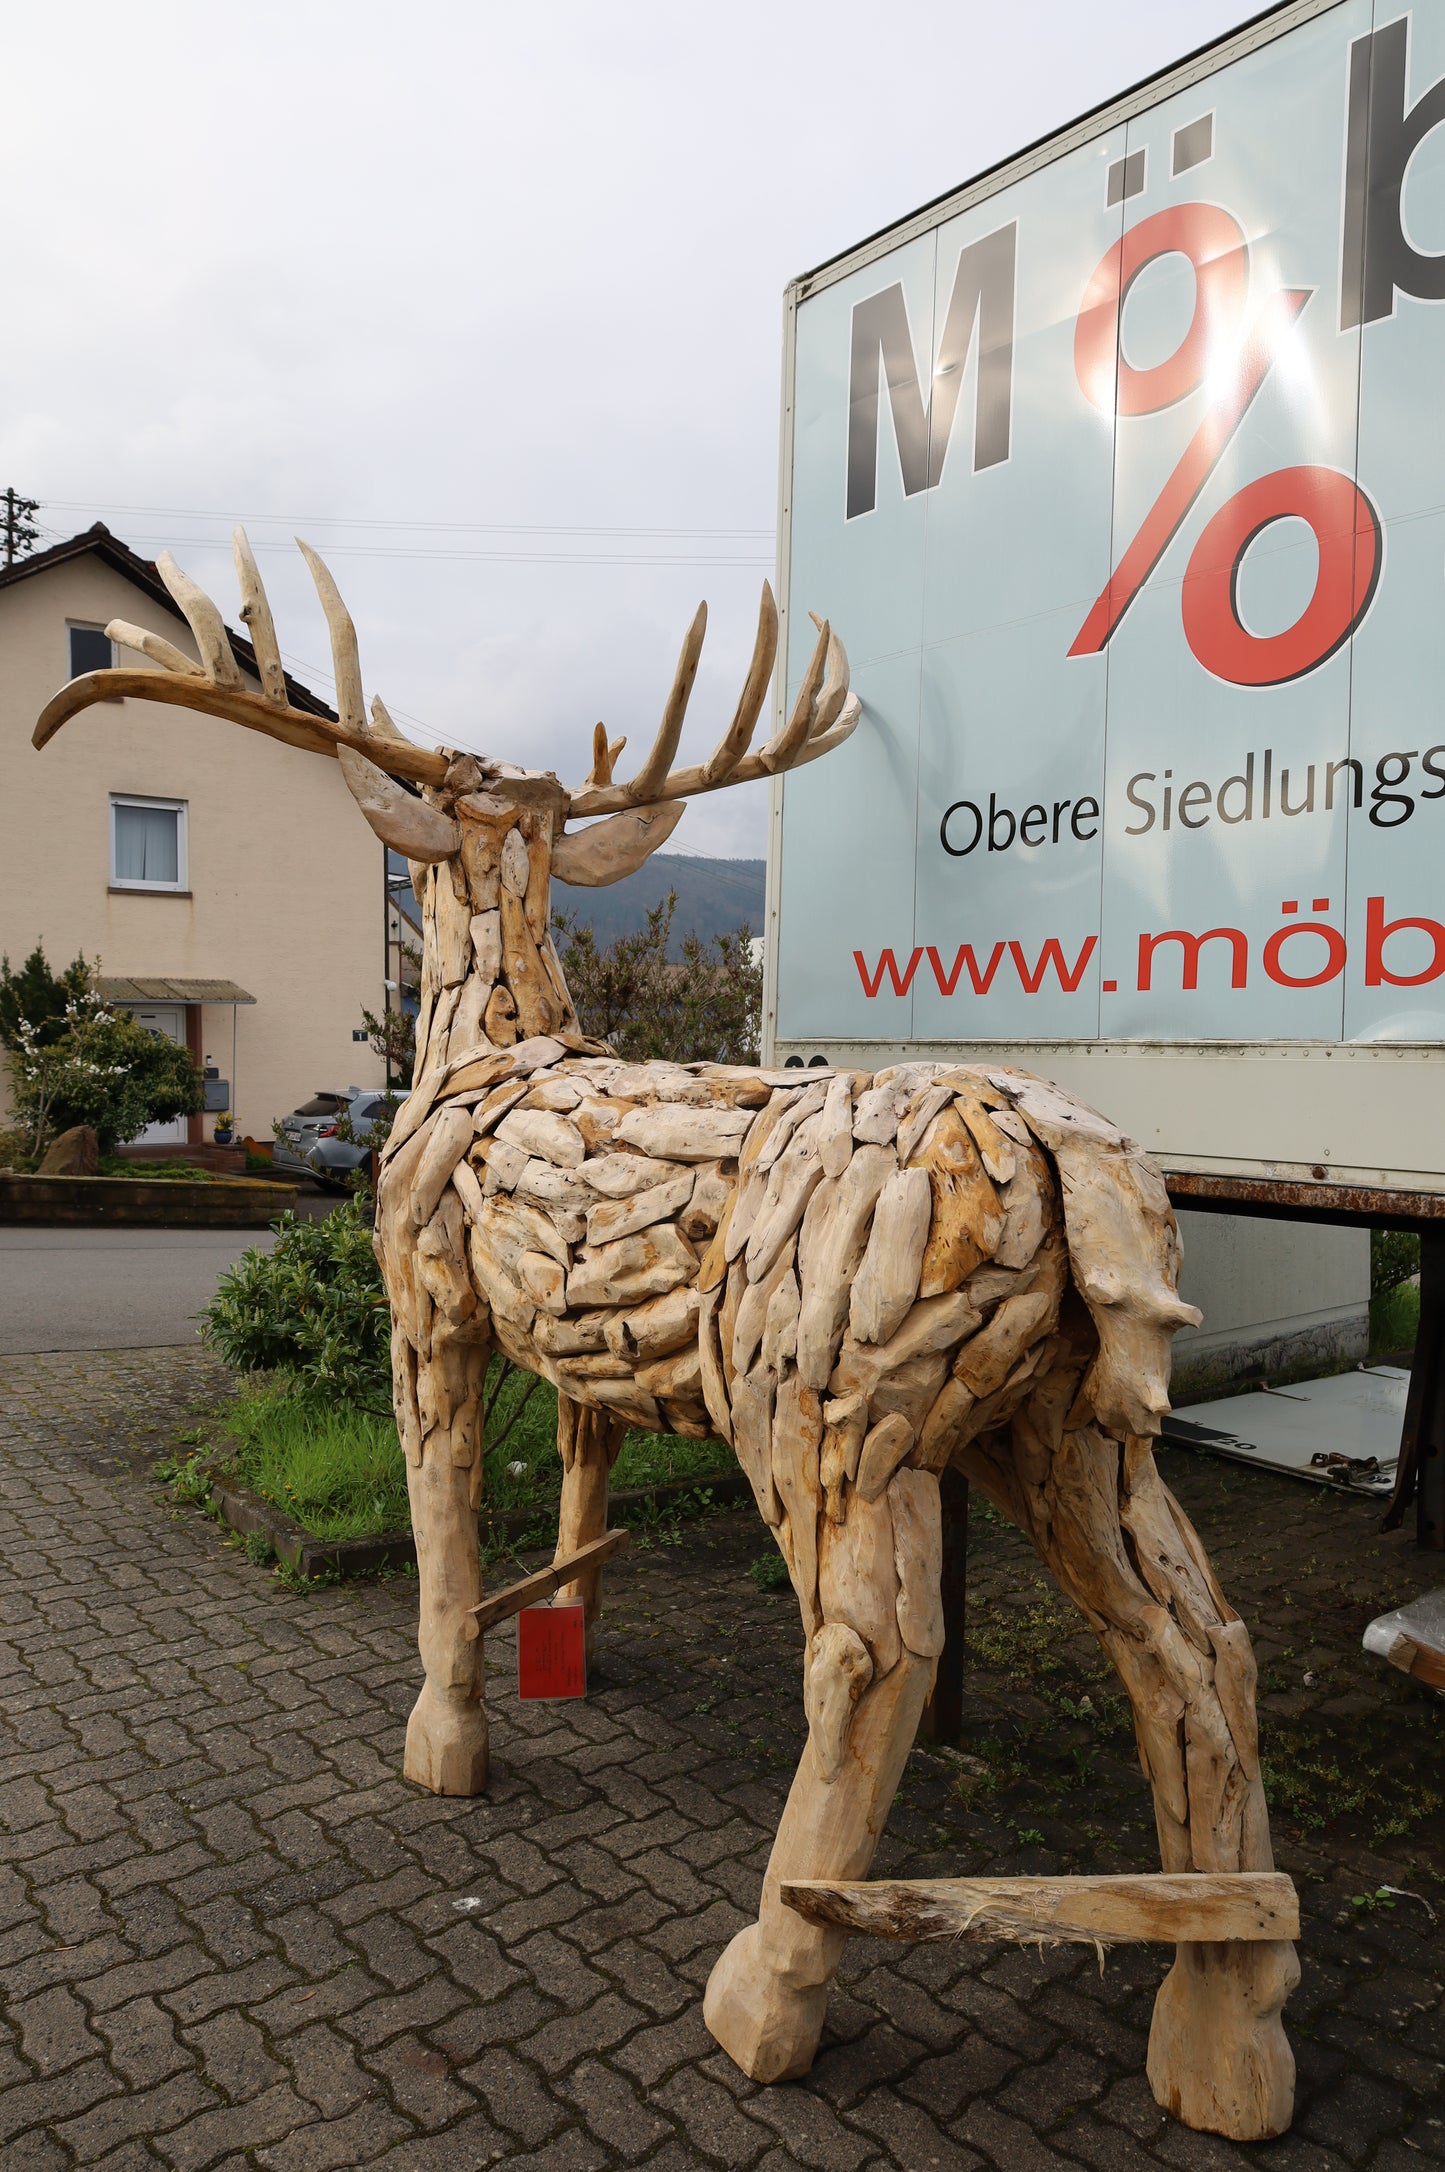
272 1090 364 1179
305 1091 399 1185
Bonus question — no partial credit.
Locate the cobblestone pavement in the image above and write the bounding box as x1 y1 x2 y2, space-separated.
0 1347 1441 2172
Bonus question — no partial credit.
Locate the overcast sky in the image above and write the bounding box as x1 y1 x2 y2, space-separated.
3 0 1252 857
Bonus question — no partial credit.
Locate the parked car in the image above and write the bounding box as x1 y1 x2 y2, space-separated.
272 1090 363 1178
306 1090 399 1186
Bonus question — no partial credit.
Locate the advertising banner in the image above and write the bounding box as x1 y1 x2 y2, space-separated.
776 0 1445 1057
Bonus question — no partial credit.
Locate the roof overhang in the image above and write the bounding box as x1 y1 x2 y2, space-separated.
98 976 256 1006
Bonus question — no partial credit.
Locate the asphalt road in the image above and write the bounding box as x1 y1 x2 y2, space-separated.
0 1226 277 1353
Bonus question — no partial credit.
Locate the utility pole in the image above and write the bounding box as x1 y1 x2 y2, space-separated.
2 489 40 567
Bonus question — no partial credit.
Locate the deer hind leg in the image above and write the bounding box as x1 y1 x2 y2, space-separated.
398 1320 492 1795
986 1405 1297 2142
555 1394 625 1658
705 1373 941 2083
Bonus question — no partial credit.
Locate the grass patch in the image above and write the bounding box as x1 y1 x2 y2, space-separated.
215 1389 411 1541
1369 1280 1418 1359
202 1361 737 1546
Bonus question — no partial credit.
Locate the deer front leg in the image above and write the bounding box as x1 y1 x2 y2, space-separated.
999 1413 1297 2142
399 1323 491 1795
555 1394 625 1656
705 1386 941 2083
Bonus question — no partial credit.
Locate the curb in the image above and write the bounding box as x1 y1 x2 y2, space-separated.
205 1463 753 1581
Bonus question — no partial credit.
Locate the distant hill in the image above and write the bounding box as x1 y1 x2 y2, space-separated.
388 850 764 959
554 854 765 956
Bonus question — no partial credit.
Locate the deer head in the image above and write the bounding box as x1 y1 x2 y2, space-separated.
34 530 860 1054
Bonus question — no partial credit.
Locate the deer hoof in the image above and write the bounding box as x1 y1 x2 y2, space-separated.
703 1924 829 2082
404 1684 489 1796
1147 1940 1298 2139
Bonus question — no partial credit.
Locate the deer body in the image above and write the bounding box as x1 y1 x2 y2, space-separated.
37 534 1297 2143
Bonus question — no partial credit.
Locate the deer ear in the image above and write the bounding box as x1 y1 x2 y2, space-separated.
337 744 460 860
552 800 685 888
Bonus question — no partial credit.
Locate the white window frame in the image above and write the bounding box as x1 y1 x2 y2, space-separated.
67 621 115 677
109 794 188 893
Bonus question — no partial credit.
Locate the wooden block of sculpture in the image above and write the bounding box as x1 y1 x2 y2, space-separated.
36 531 1298 2145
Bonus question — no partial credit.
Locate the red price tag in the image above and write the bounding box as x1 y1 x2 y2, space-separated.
517 1598 587 1700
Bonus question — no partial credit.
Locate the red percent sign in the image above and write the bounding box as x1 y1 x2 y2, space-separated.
1069 204 1382 684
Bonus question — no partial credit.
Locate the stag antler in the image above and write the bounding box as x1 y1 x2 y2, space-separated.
32 530 449 788
566 581 859 818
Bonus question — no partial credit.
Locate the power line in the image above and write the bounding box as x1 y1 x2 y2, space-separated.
43 497 775 542
108 535 774 569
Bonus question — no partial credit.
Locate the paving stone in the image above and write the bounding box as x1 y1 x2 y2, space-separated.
180 2010 287 2102
52 2071 219 2163
454 2044 566 2147
93 1995 194 2088
0 1348 1441 2172
10 1981 105 2073
652 2063 772 2164
845 2091 987 2170
0 2056 121 2145
279 2020 376 2118
748 2084 883 2172
252 2102 413 2171
154 2080 324 2170
557 2055 673 2158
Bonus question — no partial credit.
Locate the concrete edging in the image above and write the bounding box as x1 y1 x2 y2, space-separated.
0 1173 299 1227
205 1463 752 1580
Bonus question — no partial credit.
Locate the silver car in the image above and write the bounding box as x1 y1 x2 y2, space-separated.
273 1090 363 1179
305 1091 398 1185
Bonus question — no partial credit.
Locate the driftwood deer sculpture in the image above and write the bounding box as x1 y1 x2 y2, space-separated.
37 534 1298 2142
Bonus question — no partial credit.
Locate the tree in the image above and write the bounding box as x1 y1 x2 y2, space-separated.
552 893 763 1064
0 945 93 1051
359 999 416 1085
8 991 204 1154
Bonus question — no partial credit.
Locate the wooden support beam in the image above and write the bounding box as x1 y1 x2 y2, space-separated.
468 1529 629 1634
780 1872 1300 1947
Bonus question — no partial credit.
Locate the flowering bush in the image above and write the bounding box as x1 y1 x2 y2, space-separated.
8 992 203 1154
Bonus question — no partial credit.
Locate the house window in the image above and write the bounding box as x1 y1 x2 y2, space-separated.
110 795 187 891
69 624 114 677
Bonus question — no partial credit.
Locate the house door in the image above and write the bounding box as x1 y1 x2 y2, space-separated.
128 1005 188 1145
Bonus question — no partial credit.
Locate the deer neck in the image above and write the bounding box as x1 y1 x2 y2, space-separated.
413 779 577 1070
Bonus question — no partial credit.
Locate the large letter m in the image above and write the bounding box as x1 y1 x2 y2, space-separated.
845 222 1016 520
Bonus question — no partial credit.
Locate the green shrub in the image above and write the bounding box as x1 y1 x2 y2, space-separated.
200 1192 391 1409
0 944 92 1051
750 1546 791 1592
1371 1229 1420 1296
552 893 762 1064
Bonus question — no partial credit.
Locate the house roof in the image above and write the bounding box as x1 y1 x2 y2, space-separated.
98 976 256 1006
0 523 336 721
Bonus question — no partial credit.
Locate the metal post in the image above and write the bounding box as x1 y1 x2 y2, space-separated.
1383 1225 1445 1550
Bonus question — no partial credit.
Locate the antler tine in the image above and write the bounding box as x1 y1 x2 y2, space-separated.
808 617 850 739
296 539 367 737
758 613 830 773
586 722 628 788
624 601 707 803
369 695 411 744
232 529 287 708
156 551 243 689
565 592 859 818
701 581 779 785
104 622 204 678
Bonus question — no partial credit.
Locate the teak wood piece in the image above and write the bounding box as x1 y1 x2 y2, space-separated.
37 529 1298 2145
780 1871 1301 1947
466 1529 630 1634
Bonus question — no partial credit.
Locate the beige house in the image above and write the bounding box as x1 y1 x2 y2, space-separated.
0 523 386 1143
